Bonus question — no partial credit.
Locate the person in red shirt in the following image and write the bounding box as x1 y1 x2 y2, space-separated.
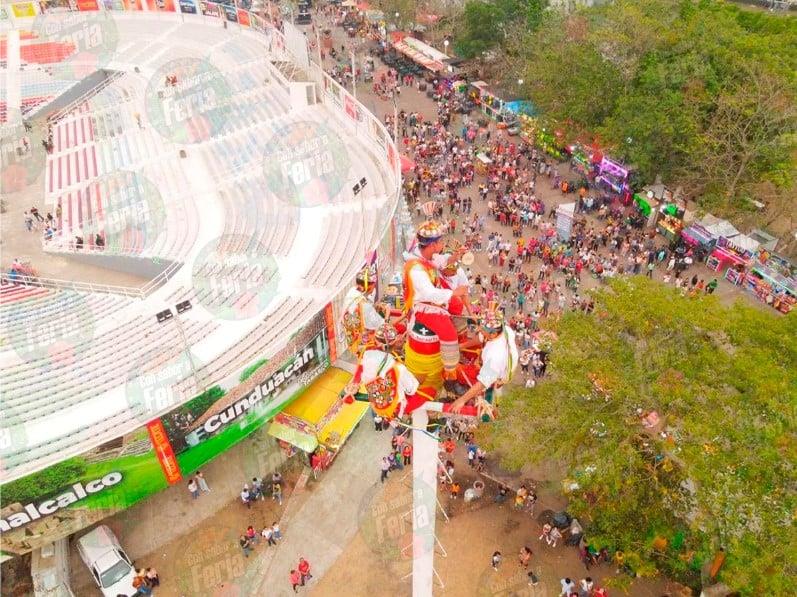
290 569 301 593
402 443 412 465
298 557 312 585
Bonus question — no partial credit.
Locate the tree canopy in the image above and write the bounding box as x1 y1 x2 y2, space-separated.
504 0 797 250
453 0 546 59
486 278 797 594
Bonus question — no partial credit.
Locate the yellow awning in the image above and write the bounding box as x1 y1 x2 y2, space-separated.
267 421 318 453
318 400 369 447
281 367 352 425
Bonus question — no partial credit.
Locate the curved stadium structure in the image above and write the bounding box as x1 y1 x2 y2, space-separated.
0 8 404 556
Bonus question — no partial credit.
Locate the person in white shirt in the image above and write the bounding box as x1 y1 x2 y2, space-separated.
450 307 519 419
342 265 386 352
346 349 434 419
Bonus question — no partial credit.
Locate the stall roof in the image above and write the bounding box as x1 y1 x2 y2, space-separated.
704 220 740 240
730 234 760 255
392 37 446 72
267 421 318 452
318 400 369 446
281 367 352 425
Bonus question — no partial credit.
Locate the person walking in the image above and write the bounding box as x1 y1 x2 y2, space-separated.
272 481 283 506
290 569 302 593
560 577 575 596
188 478 199 499
239 534 252 558
380 456 390 483
298 557 312 585
195 471 210 493
402 443 412 465
518 546 532 569
579 577 594 597
491 551 502 571
261 525 276 546
272 521 282 541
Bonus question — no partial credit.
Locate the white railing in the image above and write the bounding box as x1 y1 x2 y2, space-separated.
46 71 126 124
1 260 182 299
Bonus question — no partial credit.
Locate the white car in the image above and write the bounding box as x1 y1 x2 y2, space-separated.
76 525 138 597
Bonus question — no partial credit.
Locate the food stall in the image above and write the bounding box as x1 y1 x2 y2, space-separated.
391 36 448 73
680 222 716 250
536 126 567 160
744 251 796 313
707 234 759 285
469 80 508 122
595 156 630 195
556 202 576 242
267 367 368 472
475 152 493 175
568 143 599 178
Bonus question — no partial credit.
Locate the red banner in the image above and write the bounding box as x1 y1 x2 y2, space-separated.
76 0 100 10
237 9 250 26
344 95 358 121
147 419 183 485
323 303 337 363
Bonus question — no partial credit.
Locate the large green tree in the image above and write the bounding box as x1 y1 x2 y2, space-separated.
506 0 797 244
486 278 797 595
454 0 547 59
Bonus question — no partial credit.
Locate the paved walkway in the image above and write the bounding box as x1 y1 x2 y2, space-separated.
246 420 390 596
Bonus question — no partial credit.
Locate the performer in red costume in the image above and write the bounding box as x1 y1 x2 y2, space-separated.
402 219 469 384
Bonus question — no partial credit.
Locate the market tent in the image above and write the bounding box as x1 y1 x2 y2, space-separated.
281 367 351 425
392 36 446 72
703 219 739 240
318 399 369 448
400 153 415 173
267 420 318 452
729 233 760 255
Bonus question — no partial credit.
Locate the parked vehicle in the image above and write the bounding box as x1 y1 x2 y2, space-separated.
76 525 137 597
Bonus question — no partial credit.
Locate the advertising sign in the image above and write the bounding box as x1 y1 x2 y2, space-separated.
178 0 198 13
0 318 328 556
146 0 176 11
11 2 37 17
75 0 100 10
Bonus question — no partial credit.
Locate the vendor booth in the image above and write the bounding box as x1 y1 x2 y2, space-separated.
680 223 716 250
475 152 493 175
595 156 630 195
568 143 599 177
656 203 685 242
745 251 796 313
267 367 368 473
391 36 447 73
469 81 508 122
707 234 759 285
556 202 576 242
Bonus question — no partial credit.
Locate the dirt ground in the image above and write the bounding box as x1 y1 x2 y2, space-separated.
314 444 687 597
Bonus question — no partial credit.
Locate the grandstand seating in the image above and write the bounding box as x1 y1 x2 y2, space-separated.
0 13 398 483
